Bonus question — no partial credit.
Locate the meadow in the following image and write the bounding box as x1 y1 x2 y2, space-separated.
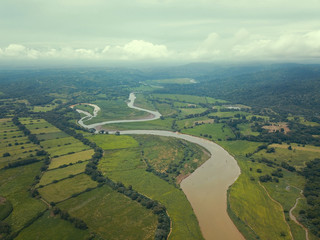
38 174 98 203
58 185 157 240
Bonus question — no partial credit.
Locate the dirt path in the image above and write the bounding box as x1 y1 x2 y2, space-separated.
289 189 309 240
258 182 294 239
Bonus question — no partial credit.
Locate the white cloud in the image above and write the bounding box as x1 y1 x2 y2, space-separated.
121 40 170 59
1 31 320 63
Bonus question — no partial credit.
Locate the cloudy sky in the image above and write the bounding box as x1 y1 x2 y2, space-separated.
1 0 320 65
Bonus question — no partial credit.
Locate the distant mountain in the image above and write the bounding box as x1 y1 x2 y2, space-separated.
153 63 320 119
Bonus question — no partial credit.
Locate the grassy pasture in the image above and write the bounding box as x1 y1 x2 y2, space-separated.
229 158 292 240
15 211 90 240
133 135 209 183
133 94 157 111
38 174 98 203
73 104 95 115
179 107 207 116
37 131 69 141
49 149 94 169
40 136 82 149
103 118 173 131
209 110 250 118
22 122 54 130
182 123 235 141
87 134 139 150
38 162 87 186
253 143 320 170
30 127 62 135
59 185 157 240
0 119 40 169
0 162 47 232
45 142 90 157
237 123 260 136
19 118 46 126
85 99 150 124
176 116 211 129
154 102 178 117
31 104 58 112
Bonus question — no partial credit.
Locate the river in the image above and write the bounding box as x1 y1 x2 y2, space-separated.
73 93 244 240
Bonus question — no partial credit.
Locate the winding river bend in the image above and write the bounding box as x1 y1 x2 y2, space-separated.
73 93 244 240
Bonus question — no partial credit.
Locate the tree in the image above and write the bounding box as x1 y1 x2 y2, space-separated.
2 152 10 157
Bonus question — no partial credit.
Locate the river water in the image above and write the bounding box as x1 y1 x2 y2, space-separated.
74 93 244 240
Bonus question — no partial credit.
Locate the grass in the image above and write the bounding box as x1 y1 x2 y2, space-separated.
30 127 62 135
91 134 204 240
102 118 173 131
85 98 150 124
182 123 235 141
237 123 260 136
154 102 178 117
38 174 98 203
253 143 320 170
229 158 292 240
134 94 157 111
45 142 90 157
209 111 249 118
15 211 90 240
38 162 87 186
74 104 95 115
176 117 212 129
40 136 82 149
179 107 207 116
86 134 139 150
58 185 157 240
37 132 69 141
49 149 94 169
0 162 47 232
0 119 40 169
133 135 209 183
0 198 13 221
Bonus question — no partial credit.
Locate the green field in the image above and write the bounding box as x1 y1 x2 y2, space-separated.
49 149 94 169
58 185 157 240
253 143 320 170
86 134 139 150
15 211 91 240
73 104 95 115
182 123 235 141
0 162 47 232
133 135 209 183
38 162 87 186
46 142 90 157
85 99 150 124
134 94 157 111
179 107 207 116
89 134 204 240
0 118 40 169
38 174 98 203
102 118 173 131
